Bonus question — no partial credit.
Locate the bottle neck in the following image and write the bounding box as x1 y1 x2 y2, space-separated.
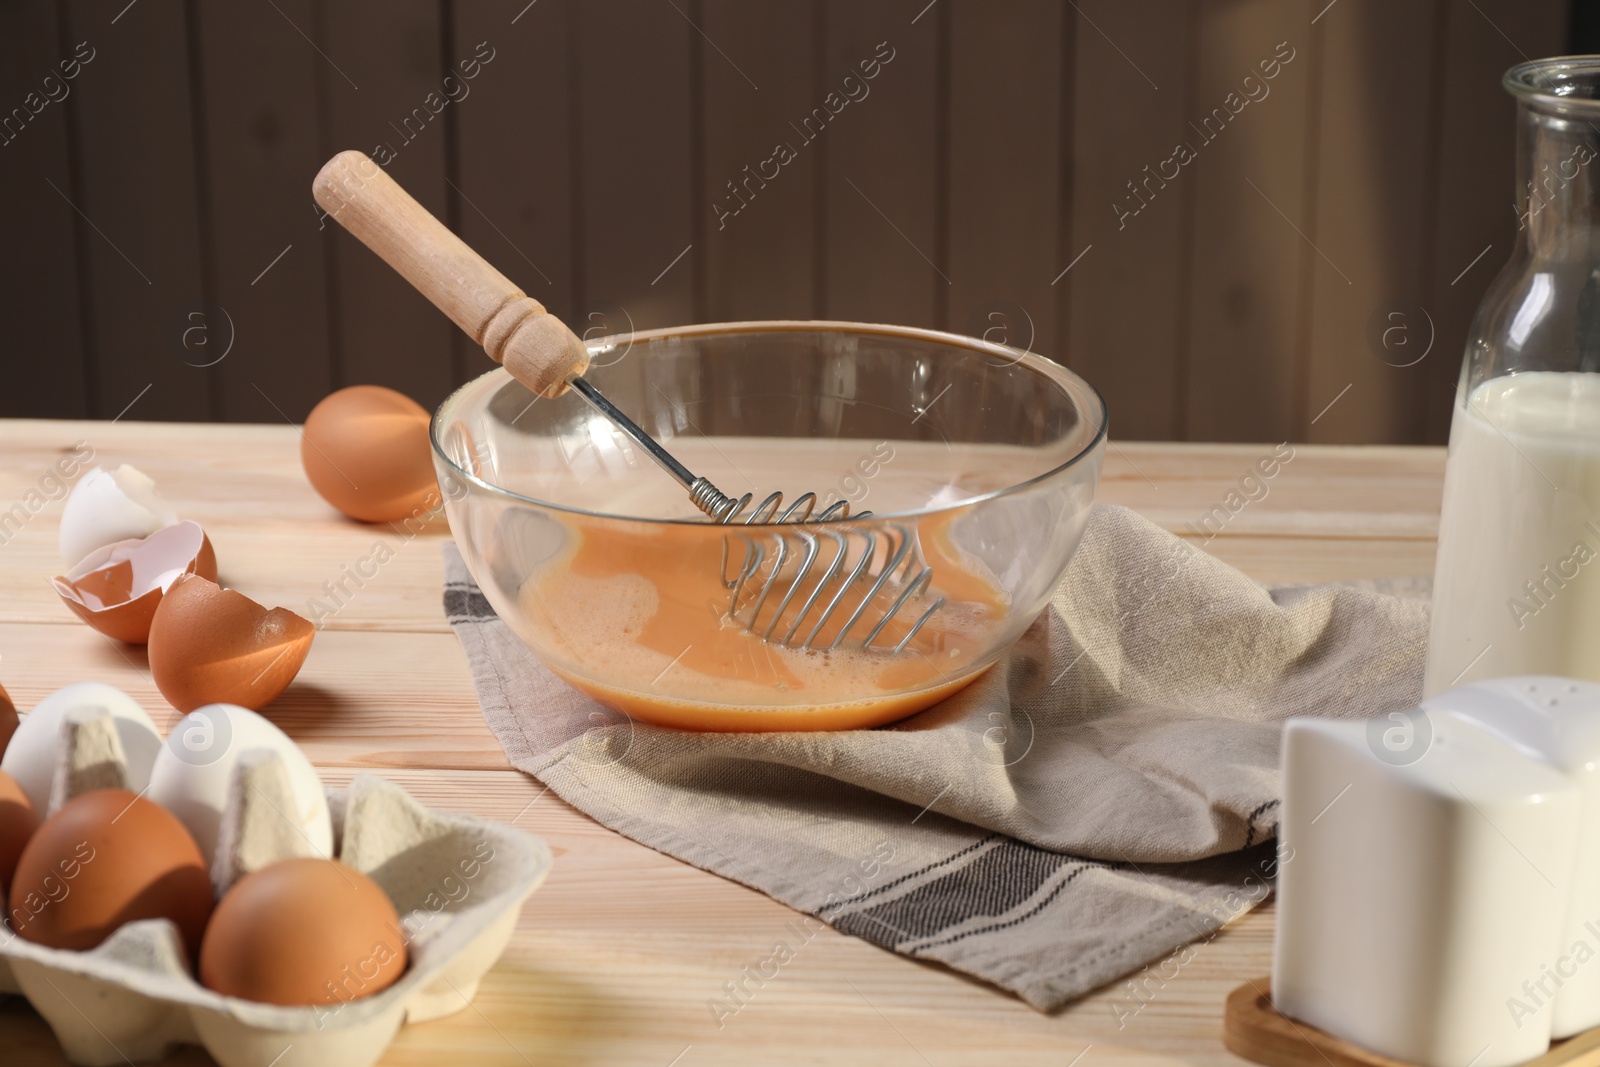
1516 102 1600 259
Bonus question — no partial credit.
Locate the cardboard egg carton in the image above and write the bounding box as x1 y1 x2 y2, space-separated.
0 706 553 1067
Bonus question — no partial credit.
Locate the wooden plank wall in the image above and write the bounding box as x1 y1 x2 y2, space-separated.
0 0 1572 444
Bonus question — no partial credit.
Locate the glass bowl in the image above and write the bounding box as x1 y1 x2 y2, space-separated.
431 321 1106 732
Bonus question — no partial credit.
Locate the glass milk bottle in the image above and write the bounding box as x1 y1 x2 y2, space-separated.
1425 57 1600 695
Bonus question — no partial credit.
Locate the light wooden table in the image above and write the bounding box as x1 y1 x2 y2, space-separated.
0 420 1444 1067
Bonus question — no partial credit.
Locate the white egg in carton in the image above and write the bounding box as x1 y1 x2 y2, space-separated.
0 703 553 1067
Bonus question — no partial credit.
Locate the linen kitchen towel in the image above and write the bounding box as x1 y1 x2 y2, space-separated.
443 503 1428 1011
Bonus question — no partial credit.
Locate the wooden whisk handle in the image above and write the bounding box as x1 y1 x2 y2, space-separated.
312 149 588 398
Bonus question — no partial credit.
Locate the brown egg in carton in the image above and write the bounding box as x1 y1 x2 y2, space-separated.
0 706 553 1067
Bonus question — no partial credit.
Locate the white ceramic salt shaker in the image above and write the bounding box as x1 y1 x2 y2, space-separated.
1273 691 1582 1067
1424 676 1600 1038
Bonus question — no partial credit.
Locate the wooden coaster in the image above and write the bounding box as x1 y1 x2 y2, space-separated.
1224 979 1600 1067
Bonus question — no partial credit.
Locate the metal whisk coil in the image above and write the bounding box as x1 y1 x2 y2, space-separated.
712 489 945 654
564 379 942 655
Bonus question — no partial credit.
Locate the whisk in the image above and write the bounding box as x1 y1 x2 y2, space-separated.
313 150 943 653
563 374 945 651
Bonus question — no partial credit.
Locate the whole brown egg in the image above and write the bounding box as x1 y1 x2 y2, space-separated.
301 385 439 523
8 788 212 958
0 770 38 897
201 857 407 1006
0 682 17 757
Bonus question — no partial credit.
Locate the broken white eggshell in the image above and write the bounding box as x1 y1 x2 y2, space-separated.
58 464 180 569
52 520 218 644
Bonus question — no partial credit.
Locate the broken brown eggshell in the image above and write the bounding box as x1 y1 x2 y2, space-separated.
148 573 315 713
52 521 218 644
